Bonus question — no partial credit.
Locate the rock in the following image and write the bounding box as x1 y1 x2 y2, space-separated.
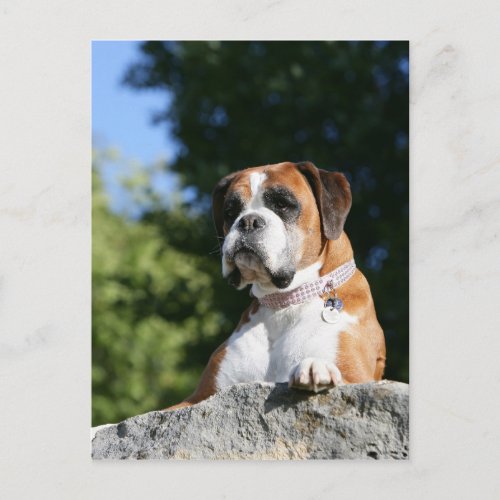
92 381 409 460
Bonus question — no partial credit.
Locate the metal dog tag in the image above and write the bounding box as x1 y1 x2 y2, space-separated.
322 307 340 324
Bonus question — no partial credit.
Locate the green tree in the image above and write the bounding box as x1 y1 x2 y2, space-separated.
124 41 409 382
92 151 243 425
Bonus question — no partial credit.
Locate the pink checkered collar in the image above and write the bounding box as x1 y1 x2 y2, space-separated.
257 259 356 310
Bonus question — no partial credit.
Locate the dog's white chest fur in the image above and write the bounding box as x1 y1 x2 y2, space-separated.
216 300 356 388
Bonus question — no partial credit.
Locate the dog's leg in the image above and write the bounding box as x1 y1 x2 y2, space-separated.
288 357 342 393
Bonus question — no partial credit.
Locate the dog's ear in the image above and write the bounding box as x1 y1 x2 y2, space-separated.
212 172 237 243
296 161 352 240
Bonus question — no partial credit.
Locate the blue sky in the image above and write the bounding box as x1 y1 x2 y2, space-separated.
92 41 178 216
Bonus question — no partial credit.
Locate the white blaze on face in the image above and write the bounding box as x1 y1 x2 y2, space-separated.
249 172 267 197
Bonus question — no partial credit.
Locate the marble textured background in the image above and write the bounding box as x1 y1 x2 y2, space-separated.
1 0 499 498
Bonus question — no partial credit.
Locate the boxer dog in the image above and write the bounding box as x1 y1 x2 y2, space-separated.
167 161 385 410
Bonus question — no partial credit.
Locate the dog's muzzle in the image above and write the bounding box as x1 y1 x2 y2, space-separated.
223 210 296 289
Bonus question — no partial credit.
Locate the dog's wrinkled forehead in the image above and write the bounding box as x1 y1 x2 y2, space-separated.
225 162 311 206
212 161 352 244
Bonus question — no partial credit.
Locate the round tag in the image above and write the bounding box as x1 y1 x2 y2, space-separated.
322 307 340 324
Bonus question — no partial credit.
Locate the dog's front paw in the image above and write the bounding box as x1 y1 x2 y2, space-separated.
288 357 342 393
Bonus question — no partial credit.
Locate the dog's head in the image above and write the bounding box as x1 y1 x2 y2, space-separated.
212 161 352 291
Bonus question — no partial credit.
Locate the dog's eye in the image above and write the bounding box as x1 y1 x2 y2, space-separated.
274 199 291 211
224 207 235 218
263 188 300 222
223 194 244 222
224 205 239 220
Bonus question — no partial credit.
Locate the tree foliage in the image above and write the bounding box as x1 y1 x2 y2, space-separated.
92 152 242 424
92 41 408 425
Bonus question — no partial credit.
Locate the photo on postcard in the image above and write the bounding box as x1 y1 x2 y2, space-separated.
91 41 409 459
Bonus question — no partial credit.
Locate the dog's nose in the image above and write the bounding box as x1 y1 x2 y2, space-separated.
238 213 266 232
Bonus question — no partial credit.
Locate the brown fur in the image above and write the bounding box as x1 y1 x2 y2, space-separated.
166 161 385 410
164 343 227 410
333 270 385 382
319 236 386 382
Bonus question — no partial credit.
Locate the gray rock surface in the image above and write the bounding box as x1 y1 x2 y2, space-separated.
92 381 409 460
